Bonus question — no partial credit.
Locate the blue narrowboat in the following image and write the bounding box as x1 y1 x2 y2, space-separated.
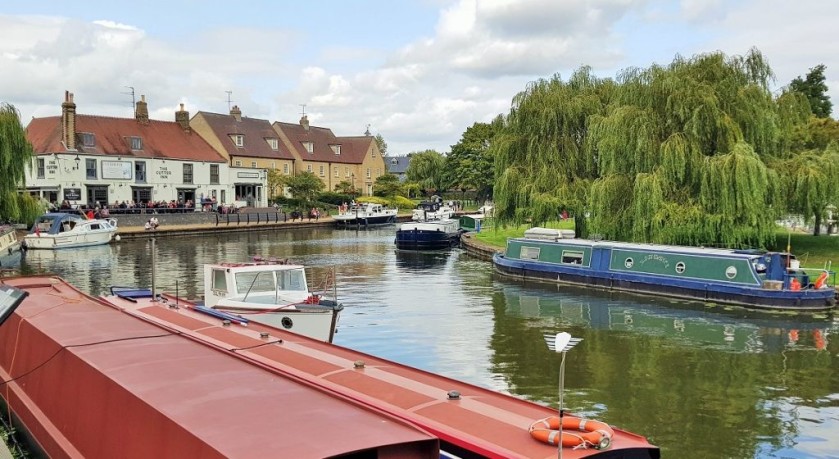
395 219 462 250
493 228 836 310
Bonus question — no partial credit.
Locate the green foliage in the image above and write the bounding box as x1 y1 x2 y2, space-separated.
317 191 354 206
446 118 501 201
266 169 285 200
333 180 356 195
388 195 414 210
372 173 403 197
405 150 446 195
284 171 325 206
790 64 832 118
374 133 388 157
0 103 34 223
493 48 811 248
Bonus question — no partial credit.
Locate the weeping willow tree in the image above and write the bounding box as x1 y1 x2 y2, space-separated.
493 67 614 234
0 103 41 224
405 150 447 196
775 143 839 235
495 48 808 248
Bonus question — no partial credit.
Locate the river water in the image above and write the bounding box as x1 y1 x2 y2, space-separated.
18 227 839 459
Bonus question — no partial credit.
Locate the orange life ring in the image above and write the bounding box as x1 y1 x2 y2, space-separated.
814 271 829 289
528 415 614 450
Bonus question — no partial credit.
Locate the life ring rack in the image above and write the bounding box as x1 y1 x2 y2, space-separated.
528 415 614 450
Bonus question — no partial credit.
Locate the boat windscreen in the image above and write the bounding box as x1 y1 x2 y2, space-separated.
236 271 277 293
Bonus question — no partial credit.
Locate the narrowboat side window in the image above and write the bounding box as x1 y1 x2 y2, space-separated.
520 246 541 260
624 258 634 268
212 269 228 292
725 266 737 279
675 262 686 274
561 250 584 265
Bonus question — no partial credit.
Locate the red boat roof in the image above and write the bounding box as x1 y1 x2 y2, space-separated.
1 276 659 459
0 276 438 458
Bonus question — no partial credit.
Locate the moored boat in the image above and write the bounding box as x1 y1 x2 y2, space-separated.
395 218 462 250
112 257 343 343
333 202 398 226
411 200 454 221
493 228 837 310
22 211 118 249
0 225 23 269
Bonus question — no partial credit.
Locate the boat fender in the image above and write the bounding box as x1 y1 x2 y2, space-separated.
528 415 614 450
814 271 829 289
305 294 320 304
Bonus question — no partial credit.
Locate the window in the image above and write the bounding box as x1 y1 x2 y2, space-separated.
675 262 686 274
319 165 325 176
231 134 244 147
37 158 45 179
211 269 228 292
210 164 219 184
520 246 540 260
366 168 371 178
345 167 350 177
303 141 313 153
135 161 146 183
307 164 312 172
129 136 143 150
331 144 341 155
391 158 398 165
235 160 242 167
80 132 95 147
267 138 278 150
334 166 339 177
372 148 376 158
271 161 276 169
283 164 289 174
251 161 257 168
561 250 584 265
183 163 193 184
86 159 97 179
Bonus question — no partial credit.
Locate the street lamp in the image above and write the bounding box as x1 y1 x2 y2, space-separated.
543 331 582 459
74 154 80 170
350 173 355 198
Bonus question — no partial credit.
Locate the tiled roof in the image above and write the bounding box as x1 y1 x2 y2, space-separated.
274 121 371 164
196 112 294 160
386 156 410 174
26 115 226 163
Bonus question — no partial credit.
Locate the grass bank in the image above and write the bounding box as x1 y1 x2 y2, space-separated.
474 220 839 269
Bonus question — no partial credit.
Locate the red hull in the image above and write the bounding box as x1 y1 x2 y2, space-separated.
0 276 659 458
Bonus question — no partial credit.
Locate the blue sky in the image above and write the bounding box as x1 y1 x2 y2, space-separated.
2 0 837 155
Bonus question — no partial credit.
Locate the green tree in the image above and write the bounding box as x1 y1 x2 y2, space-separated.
776 144 839 235
266 169 284 201
495 49 805 248
372 173 403 197
374 134 388 157
333 180 356 195
790 64 832 118
446 118 501 202
0 103 38 224
405 150 446 196
284 171 324 206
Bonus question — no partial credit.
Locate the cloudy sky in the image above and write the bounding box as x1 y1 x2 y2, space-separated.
2 0 837 155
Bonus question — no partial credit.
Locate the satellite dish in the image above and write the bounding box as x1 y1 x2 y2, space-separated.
554 332 572 353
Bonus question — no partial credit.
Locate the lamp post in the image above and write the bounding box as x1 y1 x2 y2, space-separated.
350 173 355 198
543 331 582 459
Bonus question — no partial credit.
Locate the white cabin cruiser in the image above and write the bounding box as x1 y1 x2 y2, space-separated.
23 212 118 249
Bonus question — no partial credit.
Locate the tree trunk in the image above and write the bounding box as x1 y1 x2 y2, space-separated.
813 211 822 236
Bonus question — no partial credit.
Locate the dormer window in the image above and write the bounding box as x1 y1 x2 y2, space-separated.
231 134 244 147
390 158 397 165
80 132 95 147
331 144 341 155
129 136 143 150
303 141 313 153
266 138 278 150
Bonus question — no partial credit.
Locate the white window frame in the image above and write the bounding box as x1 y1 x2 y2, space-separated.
267 138 278 150
232 134 244 147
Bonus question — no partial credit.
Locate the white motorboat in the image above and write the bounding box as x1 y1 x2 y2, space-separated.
23 212 118 250
0 225 23 269
411 201 454 222
334 202 398 226
202 258 343 342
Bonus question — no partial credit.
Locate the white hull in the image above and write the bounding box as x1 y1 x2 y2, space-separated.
24 231 115 249
215 300 341 342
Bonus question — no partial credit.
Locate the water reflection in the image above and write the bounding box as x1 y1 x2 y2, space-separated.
13 228 839 459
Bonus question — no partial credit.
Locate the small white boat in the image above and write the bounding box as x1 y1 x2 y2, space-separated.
0 225 23 269
411 201 454 222
203 258 343 342
334 202 398 226
23 212 118 250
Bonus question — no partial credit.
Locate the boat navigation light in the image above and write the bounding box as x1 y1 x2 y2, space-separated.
543 332 583 459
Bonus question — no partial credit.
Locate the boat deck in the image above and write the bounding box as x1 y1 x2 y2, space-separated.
1 275 659 459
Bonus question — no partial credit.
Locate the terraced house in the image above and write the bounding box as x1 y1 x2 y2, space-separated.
23 92 267 209
190 106 295 202
273 115 386 196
